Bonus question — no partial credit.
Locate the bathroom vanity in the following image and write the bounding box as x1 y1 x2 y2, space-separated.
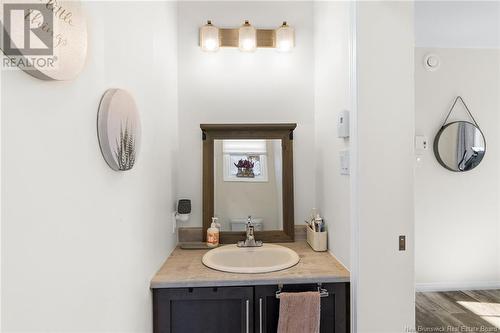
151 123 350 332
151 242 350 333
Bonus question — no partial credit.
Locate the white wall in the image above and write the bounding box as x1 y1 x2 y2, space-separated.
313 1 352 269
1 2 178 331
415 48 500 290
177 1 315 228
414 0 500 291
415 1 500 49
355 2 415 332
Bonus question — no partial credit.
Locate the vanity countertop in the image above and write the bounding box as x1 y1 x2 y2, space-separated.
150 241 350 288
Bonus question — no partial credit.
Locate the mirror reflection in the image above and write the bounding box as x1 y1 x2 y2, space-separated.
214 139 283 231
434 121 486 172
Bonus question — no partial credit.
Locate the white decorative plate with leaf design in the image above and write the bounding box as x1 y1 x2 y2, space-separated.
97 89 141 171
0 0 87 80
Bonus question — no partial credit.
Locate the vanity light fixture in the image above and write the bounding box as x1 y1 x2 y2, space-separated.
275 21 295 52
198 20 295 52
238 20 257 52
199 20 220 52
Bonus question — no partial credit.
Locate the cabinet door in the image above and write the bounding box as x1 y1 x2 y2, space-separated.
153 286 253 333
254 283 349 333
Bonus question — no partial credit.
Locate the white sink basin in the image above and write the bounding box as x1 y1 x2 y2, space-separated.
202 244 300 274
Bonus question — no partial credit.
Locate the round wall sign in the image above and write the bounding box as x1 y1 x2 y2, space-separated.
0 0 88 80
97 89 141 171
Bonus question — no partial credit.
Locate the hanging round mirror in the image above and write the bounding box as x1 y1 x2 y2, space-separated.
433 96 486 172
434 121 485 172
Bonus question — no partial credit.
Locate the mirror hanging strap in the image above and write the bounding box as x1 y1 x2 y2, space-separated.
441 96 480 129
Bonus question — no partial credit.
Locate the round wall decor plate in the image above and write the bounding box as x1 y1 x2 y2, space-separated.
97 89 141 171
0 0 88 80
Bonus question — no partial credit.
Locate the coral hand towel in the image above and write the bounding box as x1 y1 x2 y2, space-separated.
277 291 321 333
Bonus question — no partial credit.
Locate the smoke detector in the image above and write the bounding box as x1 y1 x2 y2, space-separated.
424 54 440 71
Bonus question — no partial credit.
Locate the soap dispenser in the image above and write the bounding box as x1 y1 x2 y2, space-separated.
207 217 220 248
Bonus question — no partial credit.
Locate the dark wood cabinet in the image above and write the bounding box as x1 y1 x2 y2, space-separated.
153 283 349 333
153 286 253 333
255 283 349 333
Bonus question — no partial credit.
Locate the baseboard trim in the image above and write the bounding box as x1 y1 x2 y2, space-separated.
416 281 500 292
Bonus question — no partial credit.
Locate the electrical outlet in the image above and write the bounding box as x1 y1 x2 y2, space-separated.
415 135 428 153
340 150 350 175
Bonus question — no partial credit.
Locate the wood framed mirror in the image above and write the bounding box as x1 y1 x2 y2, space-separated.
201 124 296 243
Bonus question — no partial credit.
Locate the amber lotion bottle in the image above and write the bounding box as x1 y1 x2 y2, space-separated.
207 217 220 247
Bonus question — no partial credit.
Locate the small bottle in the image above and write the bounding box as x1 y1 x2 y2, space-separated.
310 208 317 226
207 217 220 248
314 213 325 232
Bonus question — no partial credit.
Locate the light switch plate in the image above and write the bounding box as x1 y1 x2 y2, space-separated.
337 110 350 138
399 235 406 251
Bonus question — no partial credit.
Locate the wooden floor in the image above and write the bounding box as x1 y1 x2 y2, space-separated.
416 290 500 331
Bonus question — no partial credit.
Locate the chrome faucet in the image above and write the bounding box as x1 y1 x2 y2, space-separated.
237 215 263 247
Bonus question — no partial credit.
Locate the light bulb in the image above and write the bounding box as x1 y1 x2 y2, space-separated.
238 20 256 52
276 21 295 52
200 20 219 52
204 38 218 50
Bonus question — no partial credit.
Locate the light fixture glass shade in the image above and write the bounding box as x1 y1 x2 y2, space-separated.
200 20 219 52
238 20 257 52
276 22 295 52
